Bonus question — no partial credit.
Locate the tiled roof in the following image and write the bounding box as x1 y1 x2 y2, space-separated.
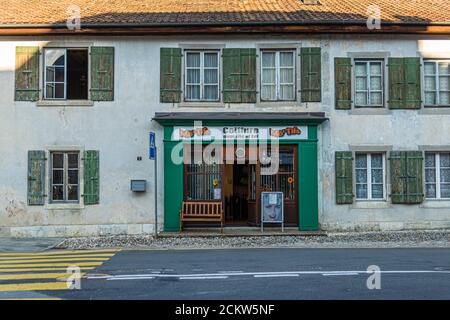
0 0 449 26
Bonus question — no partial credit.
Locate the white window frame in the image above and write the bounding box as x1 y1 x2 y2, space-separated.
424 59 450 107
184 50 220 102
260 50 296 101
425 152 450 199
355 153 386 201
44 48 67 100
49 151 80 204
354 60 384 108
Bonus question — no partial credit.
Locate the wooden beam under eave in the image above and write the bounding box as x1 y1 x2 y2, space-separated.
0 24 449 36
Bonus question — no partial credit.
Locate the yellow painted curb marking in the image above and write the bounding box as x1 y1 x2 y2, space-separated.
0 262 103 268
1 298 62 300
0 282 69 292
0 254 115 260
0 258 109 264
0 273 85 281
0 267 95 273
0 249 120 257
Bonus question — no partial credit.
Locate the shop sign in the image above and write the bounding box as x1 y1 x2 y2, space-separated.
172 126 308 141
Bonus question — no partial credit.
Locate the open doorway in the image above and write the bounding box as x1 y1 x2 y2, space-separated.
224 164 249 225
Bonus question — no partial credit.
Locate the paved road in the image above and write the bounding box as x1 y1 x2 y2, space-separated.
1 248 450 299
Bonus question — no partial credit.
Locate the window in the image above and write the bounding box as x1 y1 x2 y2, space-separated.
355 153 385 200
354 60 384 107
44 48 88 100
424 60 450 106
185 163 221 200
184 51 219 101
261 50 295 101
259 147 296 200
50 152 80 203
425 152 450 199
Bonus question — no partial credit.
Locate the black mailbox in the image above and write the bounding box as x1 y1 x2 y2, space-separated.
131 180 147 192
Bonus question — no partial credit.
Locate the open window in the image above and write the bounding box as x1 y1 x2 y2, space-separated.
44 48 88 100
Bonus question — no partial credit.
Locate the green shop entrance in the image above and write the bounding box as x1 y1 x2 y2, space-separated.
153 112 328 232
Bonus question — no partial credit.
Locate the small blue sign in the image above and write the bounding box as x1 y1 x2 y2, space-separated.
149 132 156 160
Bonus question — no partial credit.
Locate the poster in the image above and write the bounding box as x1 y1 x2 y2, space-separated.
261 192 284 224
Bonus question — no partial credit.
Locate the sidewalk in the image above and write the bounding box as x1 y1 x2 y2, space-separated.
55 230 450 250
0 237 63 252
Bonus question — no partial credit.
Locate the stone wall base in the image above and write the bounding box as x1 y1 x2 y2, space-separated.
0 224 158 238
320 220 450 232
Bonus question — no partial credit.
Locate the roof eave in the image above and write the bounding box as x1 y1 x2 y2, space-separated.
0 21 450 35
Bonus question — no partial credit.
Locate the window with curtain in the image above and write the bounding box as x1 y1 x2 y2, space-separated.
425 152 450 199
261 50 295 101
355 153 385 200
185 51 219 101
50 152 80 203
424 60 450 106
354 60 384 107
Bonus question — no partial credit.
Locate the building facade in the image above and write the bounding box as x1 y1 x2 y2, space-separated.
0 0 450 237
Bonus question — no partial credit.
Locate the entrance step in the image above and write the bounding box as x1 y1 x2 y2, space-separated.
160 228 327 238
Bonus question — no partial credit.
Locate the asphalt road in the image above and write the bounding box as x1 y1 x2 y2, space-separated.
41 248 450 300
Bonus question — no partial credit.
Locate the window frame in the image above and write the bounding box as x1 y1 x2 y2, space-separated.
423 59 450 107
43 48 67 100
260 50 296 102
43 47 89 101
183 50 220 102
49 151 80 204
353 59 384 108
355 152 386 201
425 152 450 199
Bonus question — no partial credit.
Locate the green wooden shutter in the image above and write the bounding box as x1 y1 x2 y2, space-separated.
388 58 421 109
223 48 257 103
335 58 352 109
404 58 422 109
160 48 182 103
389 151 424 204
90 47 114 101
335 151 354 204
388 58 405 109
83 150 99 205
15 46 40 101
301 47 321 102
27 150 46 205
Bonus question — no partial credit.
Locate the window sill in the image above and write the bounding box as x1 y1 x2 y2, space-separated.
256 101 302 108
419 107 450 115
420 200 450 208
349 108 391 115
351 200 391 209
178 102 225 108
44 203 84 210
36 100 94 107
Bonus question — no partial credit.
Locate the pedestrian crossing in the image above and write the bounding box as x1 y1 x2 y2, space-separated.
0 249 119 300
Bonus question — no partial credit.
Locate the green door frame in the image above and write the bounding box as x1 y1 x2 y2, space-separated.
160 120 320 232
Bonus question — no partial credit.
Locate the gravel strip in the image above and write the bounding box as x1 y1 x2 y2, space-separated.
55 230 450 250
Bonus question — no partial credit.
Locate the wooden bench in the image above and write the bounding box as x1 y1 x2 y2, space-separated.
180 201 224 233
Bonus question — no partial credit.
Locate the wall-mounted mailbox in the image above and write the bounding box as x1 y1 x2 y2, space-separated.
131 180 147 192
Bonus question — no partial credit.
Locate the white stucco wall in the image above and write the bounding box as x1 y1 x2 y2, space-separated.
0 34 450 237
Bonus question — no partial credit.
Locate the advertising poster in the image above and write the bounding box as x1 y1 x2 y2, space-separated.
261 192 284 232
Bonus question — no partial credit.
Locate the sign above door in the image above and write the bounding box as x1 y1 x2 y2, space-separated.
172 126 308 141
